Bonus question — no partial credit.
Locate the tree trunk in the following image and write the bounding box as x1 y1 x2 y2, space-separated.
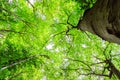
77 0 120 44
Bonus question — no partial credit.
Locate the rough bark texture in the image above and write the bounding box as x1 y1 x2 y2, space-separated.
77 0 120 44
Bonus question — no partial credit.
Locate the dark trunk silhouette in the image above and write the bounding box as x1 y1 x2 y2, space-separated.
77 0 120 44
105 59 120 79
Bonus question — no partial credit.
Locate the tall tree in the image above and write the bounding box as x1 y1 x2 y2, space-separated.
78 0 120 44
0 0 120 80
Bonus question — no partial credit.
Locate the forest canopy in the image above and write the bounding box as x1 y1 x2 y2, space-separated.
0 0 120 80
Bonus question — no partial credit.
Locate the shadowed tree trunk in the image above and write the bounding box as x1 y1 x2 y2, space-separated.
77 0 120 44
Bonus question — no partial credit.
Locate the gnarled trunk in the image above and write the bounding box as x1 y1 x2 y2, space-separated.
77 0 120 44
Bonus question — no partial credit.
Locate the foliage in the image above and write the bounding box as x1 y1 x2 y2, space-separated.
0 0 120 80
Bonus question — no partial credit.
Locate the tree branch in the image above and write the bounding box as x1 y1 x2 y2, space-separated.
0 54 50 71
0 29 25 34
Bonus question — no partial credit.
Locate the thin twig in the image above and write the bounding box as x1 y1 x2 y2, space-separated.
80 72 109 77
67 58 92 71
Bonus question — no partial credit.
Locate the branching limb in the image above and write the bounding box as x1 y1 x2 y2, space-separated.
0 29 25 34
26 0 36 12
0 54 50 71
65 11 77 29
8 71 25 80
67 58 92 71
26 0 35 9
0 7 34 27
80 72 109 77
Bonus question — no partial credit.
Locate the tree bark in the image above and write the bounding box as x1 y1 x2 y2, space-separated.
77 0 120 44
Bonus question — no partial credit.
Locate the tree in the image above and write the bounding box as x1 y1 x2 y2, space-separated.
0 0 120 80
78 0 120 44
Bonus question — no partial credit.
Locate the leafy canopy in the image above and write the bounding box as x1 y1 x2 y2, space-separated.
0 0 120 80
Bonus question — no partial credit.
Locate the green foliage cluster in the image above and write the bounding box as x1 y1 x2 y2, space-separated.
0 0 120 80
